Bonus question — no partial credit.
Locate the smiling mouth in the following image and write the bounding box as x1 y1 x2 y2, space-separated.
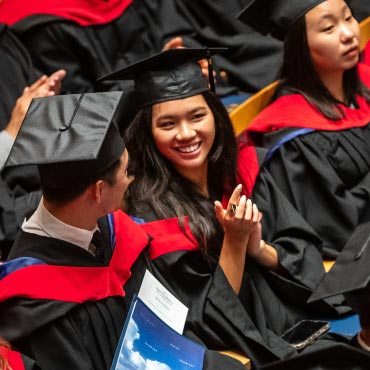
175 142 201 154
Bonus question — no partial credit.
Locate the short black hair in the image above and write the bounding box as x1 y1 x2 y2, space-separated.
40 157 121 206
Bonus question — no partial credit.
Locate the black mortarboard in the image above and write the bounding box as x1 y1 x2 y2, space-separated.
237 0 326 41
98 48 227 107
309 222 370 303
260 343 370 369
5 92 125 188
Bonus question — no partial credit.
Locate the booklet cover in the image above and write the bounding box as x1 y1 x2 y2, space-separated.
111 296 205 370
138 270 188 335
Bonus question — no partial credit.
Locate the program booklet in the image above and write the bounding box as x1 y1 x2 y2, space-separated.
110 296 206 370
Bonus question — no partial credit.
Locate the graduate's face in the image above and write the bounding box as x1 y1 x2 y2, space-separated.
305 0 360 75
102 149 132 212
151 94 216 179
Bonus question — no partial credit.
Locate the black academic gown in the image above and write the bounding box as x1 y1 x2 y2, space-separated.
124 146 349 369
4 1 369 97
0 24 35 130
0 210 246 370
0 211 150 370
12 0 187 95
9 0 282 96
0 25 41 260
244 65 370 258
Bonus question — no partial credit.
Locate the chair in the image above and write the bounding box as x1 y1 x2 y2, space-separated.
360 16 370 51
224 15 370 368
221 350 251 369
229 80 279 136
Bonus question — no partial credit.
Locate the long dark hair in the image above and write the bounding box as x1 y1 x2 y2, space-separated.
125 91 238 255
281 15 370 120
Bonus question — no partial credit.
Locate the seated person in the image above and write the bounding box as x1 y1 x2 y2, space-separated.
239 0 370 258
99 48 352 368
0 0 183 94
0 92 146 370
0 91 246 370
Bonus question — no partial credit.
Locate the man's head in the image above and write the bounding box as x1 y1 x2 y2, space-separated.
5 92 128 217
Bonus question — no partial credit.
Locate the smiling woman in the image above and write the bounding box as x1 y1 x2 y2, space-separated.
98 48 356 367
151 95 216 190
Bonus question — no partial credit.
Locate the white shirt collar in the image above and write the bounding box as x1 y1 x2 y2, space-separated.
22 199 99 251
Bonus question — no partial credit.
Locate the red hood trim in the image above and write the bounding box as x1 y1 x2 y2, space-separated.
246 64 370 134
140 217 199 260
0 210 148 303
0 347 25 370
0 0 133 27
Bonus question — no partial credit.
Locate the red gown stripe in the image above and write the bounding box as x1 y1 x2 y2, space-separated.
0 0 133 27
246 63 370 134
0 210 148 303
140 217 199 260
1 347 25 370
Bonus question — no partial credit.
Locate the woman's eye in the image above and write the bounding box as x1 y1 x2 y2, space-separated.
345 15 353 22
159 121 174 128
322 25 334 32
192 113 205 121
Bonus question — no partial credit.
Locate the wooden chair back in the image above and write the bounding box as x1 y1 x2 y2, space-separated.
360 16 370 50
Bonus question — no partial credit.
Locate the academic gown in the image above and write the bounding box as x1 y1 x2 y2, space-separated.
0 211 149 370
124 146 349 369
0 210 247 370
1 0 189 96
0 25 41 260
243 64 370 258
2 1 367 96
0 0 282 96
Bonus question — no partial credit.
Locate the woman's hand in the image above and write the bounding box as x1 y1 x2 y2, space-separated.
215 184 260 294
215 184 260 250
5 70 66 138
162 37 211 80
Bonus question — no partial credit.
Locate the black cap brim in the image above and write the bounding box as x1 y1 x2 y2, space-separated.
98 47 227 82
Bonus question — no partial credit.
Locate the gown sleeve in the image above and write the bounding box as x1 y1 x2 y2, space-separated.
252 167 326 291
263 128 370 258
125 244 301 368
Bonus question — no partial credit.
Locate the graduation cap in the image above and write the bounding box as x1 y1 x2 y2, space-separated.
5 92 125 188
309 222 370 303
237 0 326 41
260 343 370 369
98 48 227 108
